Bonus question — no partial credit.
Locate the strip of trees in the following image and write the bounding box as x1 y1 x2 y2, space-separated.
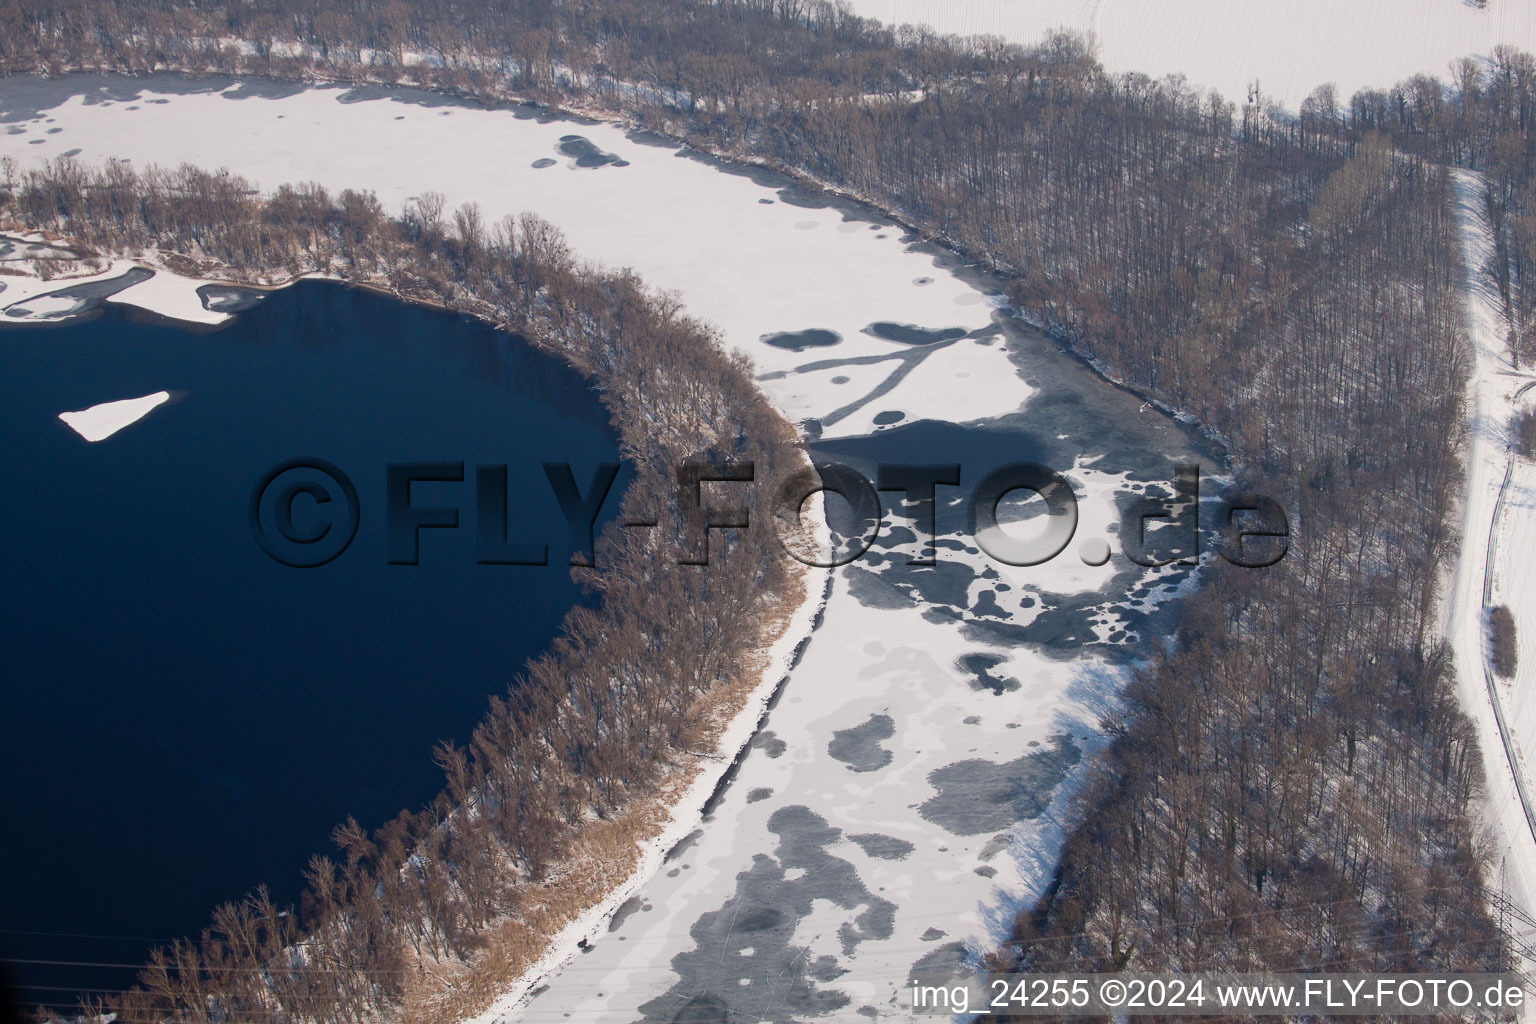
1517 408 1536 457
0 0 1527 1010
1492 606 1519 679
1 159 806 1023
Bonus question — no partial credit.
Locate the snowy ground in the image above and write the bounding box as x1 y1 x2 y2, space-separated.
0 75 1213 1019
1493 402 1536 820
1444 169 1536 951
843 0 1536 111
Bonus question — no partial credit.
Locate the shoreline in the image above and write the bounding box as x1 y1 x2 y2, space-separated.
458 559 833 1024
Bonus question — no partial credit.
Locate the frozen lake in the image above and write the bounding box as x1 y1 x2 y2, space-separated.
0 280 624 1002
0 74 1219 1020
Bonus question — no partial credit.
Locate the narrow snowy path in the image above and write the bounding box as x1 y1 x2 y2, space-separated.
1445 169 1536 951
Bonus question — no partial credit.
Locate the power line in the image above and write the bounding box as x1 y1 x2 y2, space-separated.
0 927 175 943
11 985 121 994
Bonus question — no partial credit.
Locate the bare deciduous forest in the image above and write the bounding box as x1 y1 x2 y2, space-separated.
5 0 1536 1017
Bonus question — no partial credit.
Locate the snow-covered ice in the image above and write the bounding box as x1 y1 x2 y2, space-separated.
58 390 170 441
105 268 232 325
0 75 1025 435
842 0 1536 111
0 256 227 326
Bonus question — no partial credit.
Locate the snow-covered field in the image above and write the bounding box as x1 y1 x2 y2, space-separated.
1444 170 1536 949
844 0 1536 111
1493 412 1536 816
0 75 1209 1019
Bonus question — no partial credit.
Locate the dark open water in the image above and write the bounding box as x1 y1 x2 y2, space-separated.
0 281 625 1008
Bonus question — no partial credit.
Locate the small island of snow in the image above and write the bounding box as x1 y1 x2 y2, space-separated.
58 390 171 441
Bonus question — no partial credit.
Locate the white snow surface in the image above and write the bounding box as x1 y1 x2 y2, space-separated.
0 77 1195 1020
106 268 230 325
843 0 1536 111
1445 169 1536 951
479 582 1111 1022
58 390 170 441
